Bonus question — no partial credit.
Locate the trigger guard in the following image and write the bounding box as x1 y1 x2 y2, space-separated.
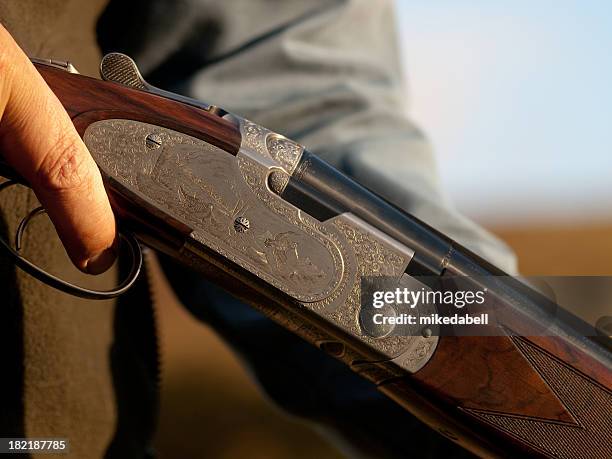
0 180 142 300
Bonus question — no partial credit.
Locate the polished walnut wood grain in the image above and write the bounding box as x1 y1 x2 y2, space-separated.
413 336 574 422
36 64 242 154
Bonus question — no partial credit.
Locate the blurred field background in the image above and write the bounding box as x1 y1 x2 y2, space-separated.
152 1 612 457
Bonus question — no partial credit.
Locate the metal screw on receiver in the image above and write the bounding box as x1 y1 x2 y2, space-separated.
233 217 250 233
145 133 162 149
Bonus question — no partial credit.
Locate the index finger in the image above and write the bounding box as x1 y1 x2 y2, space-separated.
0 25 117 273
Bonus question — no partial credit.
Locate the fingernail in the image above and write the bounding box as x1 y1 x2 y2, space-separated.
85 246 117 274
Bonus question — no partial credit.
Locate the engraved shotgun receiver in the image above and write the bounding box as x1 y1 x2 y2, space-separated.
0 54 610 459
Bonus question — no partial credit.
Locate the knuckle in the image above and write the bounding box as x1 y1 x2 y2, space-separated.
0 48 9 75
35 131 92 194
0 44 16 85
0 28 22 80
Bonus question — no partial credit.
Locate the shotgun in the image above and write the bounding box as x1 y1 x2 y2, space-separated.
0 54 610 459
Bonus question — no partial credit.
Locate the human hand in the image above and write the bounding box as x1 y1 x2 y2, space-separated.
0 24 116 274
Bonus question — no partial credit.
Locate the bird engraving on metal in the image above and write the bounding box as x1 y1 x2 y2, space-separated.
83 119 342 303
84 117 437 372
236 118 436 372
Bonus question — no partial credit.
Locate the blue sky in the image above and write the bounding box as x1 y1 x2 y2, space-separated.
395 1 612 226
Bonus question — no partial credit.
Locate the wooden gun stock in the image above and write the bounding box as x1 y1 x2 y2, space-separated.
382 328 612 458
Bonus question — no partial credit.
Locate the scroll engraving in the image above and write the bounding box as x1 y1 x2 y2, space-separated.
84 119 341 302
84 117 437 373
